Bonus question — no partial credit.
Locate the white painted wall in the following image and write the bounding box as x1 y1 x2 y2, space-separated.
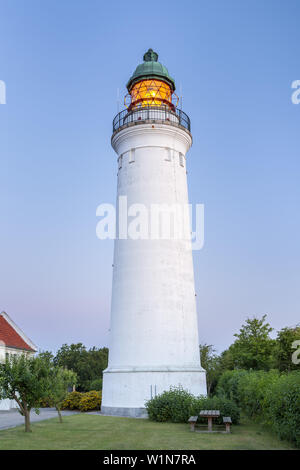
101 123 206 415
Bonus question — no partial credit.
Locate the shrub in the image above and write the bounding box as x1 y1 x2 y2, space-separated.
190 396 240 424
237 369 280 418
215 369 248 404
61 390 102 412
145 387 240 424
88 378 103 391
78 390 102 412
61 391 82 410
216 369 280 419
216 368 300 448
38 397 54 408
145 387 195 422
263 371 300 447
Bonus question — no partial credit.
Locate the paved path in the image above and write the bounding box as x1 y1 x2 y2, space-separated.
0 408 80 430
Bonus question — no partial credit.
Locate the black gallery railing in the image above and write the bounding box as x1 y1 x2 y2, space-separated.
112 106 191 134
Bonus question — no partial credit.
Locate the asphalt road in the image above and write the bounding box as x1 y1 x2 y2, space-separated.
0 408 80 430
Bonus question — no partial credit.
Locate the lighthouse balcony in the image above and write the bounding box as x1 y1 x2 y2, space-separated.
112 106 191 136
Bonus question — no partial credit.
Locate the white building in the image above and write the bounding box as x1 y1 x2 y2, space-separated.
101 49 206 417
0 311 37 410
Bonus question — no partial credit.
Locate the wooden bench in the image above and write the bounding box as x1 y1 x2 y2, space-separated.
188 416 198 432
199 410 220 432
223 416 232 433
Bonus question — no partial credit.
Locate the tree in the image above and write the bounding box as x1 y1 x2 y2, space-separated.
274 325 300 371
47 367 77 423
199 344 222 396
219 348 236 371
54 343 108 391
227 315 276 370
38 350 55 364
0 355 51 432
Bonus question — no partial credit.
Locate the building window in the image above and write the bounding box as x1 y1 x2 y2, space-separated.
129 148 135 163
165 148 172 161
179 153 185 167
118 155 123 169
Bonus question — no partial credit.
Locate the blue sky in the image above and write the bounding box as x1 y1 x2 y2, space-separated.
0 0 299 354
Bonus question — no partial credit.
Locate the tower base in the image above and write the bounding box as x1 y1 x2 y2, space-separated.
101 367 207 418
101 406 148 418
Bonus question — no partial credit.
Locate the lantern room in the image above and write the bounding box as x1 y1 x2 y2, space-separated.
125 49 177 111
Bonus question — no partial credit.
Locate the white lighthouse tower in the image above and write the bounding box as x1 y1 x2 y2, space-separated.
101 49 206 417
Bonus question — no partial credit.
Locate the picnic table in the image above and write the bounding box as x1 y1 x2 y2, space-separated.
188 411 232 433
199 410 220 432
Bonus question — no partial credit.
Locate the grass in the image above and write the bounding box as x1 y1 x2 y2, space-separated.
0 414 296 450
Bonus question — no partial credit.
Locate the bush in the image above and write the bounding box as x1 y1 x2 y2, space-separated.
190 396 240 424
237 370 280 418
88 378 102 391
215 369 248 404
216 369 281 419
146 387 195 423
61 391 82 410
216 368 300 448
78 390 102 412
38 397 54 408
145 387 240 424
61 390 102 412
263 371 300 447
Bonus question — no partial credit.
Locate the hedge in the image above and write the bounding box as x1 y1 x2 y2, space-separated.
216 369 300 448
215 369 248 405
237 370 280 418
263 372 300 447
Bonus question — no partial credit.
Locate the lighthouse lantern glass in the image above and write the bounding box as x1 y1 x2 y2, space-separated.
129 79 173 109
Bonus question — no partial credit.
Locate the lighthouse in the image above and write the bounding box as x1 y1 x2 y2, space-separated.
101 49 207 417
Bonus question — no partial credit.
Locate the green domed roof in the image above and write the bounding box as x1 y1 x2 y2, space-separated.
126 49 175 92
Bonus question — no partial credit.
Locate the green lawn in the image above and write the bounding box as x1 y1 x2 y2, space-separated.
0 414 296 450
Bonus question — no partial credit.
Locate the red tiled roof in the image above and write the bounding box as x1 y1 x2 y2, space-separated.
0 315 35 351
